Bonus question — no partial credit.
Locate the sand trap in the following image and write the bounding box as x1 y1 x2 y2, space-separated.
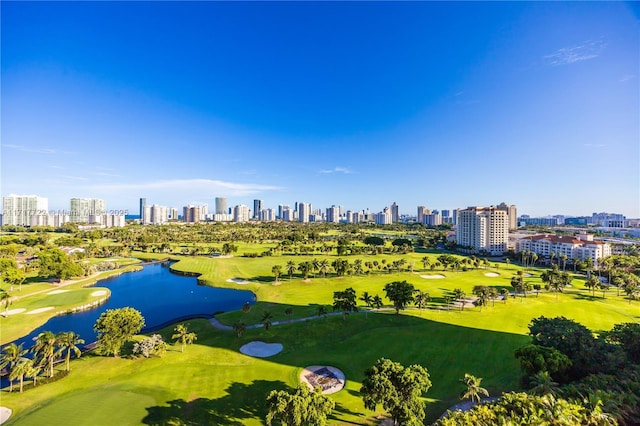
485 272 500 277
420 274 445 279
26 307 54 314
300 365 345 394
0 407 12 425
47 289 69 295
524 273 532 277
91 290 107 296
226 278 250 285
240 341 283 357
3 308 26 316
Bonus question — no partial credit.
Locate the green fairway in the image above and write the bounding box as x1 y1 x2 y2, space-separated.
2 252 638 425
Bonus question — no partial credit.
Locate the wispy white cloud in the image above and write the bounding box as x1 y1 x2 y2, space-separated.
619 74 635 82
3 144 57 154
93 172 123 178
49 165 65 170
320 167 353 174
543 40 605 66
92 178 283 196
61 175 89 181
583 143 607 148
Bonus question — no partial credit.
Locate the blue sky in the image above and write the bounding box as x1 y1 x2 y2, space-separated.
2 2 638 217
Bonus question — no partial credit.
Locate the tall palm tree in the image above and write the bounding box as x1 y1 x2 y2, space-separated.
32 331 58 378
453 288 466 311
233 322 246 338
371 295 384 310
26 361 41 388
414 290 430 315
529 371 559 397
172 324 197 353
0 291 12 316
286 260 296 280
9 358 32 393
55 331 84 371
459 373 489 403
421 256 430 271
585 276 599 297
0 343 28 392
319 259 330 278
500 288 510 303
261 311 273 330
271 265 282 283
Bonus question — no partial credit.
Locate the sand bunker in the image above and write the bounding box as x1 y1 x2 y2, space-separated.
47 289 69 295
485 272 500 277
420 274 445 279
524 273 532 277
91 290 107 296
240 341 283 357
27 307 54 315
3 308 26 316
0 407 12 425
226 278 250 285
300 365 345 395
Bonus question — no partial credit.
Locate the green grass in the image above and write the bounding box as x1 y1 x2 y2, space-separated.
2 253 638 425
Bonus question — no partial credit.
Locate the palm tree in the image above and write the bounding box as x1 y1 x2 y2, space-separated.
55 331 84 371
9 359 32 393
459 373 489 403
317 305 328 319
271 265 282 283
32 331 58 378
284 307 293 320
261 311 273 330
172 324 197 353
0 343 28 392
414 290 430 315
500 288 510 303
232 322 246 338
286 260 296 280
0 291 12 316
585 276 599 297
529 371 559 397
453 288 466 311
360 291 372 319
25 361 41 388
319 259 330 278
421 256 431 271
371 295 384 310
505 258 511 269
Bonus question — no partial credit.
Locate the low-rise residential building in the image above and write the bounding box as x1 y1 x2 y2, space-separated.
515 232 611 265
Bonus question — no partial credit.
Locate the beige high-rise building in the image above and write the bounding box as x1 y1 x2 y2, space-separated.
70 198 105 223
496 202 518 230
456 206 509 255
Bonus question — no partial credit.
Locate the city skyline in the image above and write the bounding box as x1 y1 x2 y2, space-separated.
2 2 638 217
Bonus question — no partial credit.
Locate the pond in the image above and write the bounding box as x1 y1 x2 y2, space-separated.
10 262 255 349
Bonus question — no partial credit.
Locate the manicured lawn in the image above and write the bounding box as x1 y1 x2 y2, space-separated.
2 253 638 425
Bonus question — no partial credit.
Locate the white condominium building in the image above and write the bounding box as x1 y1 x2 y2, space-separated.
456 206 509 255
70 198 105 223
515 233 611 265
375 208 393 225
496 202 518 230
2 194 49 226
143 205 170 225
233 204 250 222
297 202 311 223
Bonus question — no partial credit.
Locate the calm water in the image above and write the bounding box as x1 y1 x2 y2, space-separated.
10 262 255 348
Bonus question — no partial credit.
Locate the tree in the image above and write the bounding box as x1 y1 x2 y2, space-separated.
55 331 84 371
383 281 416 314
133 334 167 358
318 259 330 278
414 290 430 314
0 291 12 316
172 324 197 353
333 287 357 320
360 291 373 319
9 358 32 393
372 295 384 310
0 259 26 291
0 343 28 392
500 288 510 303
459 373 489 403
94 307 145 357
360 358 432 426
286 260 296 280
453 288 466 311
37 247 83 280
602 322 640 364
514 344 572 382
233 321 246 337
528 371 559 397
32 331 57 378
271 265 282 283
265 382 335 426
317 305 328 319
261 311 274 330
421 256 431 271
585 276 599 297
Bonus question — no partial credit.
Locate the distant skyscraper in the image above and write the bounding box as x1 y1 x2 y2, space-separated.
215 197 227 215
253 199 263 220
182 205 202 223
2 194 48 226
233 204 250 222
139 198 146 220
326 205 339 223
70 198 105 223
297 202 310 223
417 206 430 224
375 208 393 225
390 202 399 223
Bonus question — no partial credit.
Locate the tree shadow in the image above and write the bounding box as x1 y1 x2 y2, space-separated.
142 379 287 425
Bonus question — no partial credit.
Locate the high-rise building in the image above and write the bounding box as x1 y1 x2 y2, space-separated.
496 202 518 230
143 205 170 225
2 194 49 226
417 206 430 224
233 204 250 222
70 198 105 223
456 206 509 255
253 199 263 220
297 202 311 223
215 197 227 215
424 212 442 227
375 208 393 225
281 207 293 221
390 202 399 223
326 205 339 223
183 205 202 223
139 198 146 220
